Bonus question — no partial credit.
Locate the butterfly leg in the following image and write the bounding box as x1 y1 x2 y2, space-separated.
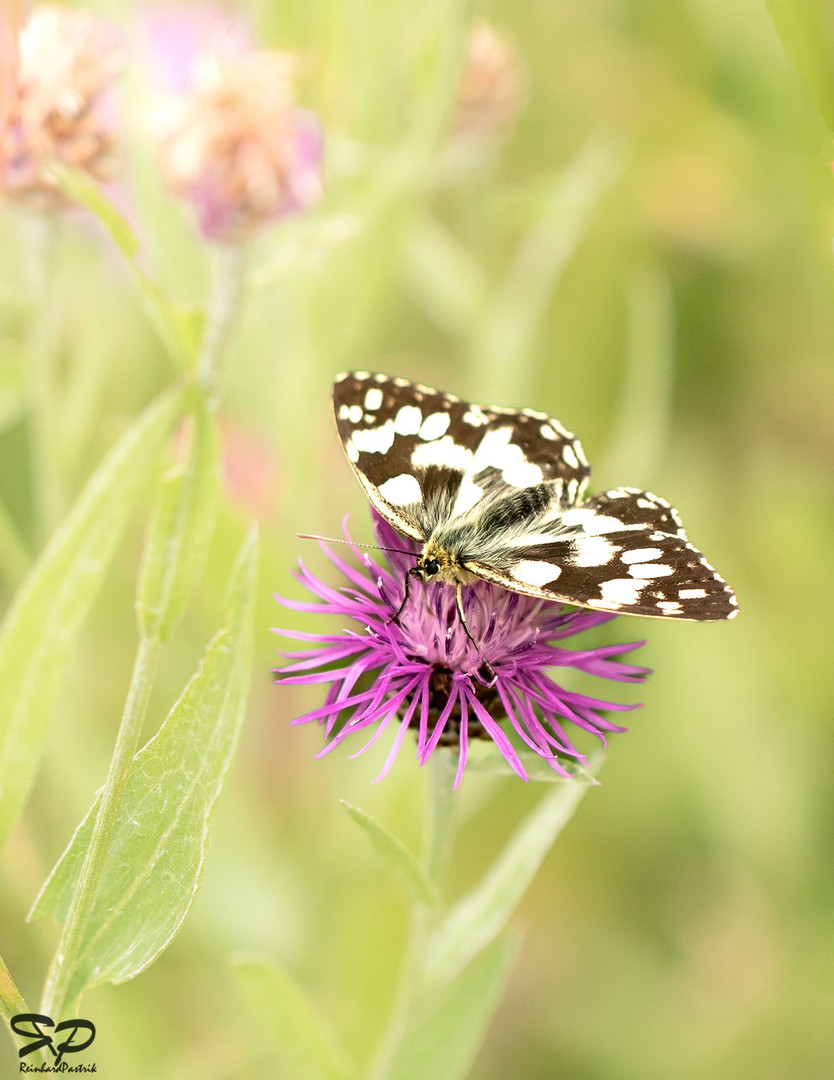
455 584 496 684
387 566 420 625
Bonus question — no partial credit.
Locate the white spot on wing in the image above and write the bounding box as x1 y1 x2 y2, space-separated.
561 443 579 469
412 436 473 471
678 588 707 599
452 477 483 515
502 460 543 487
418 411 451 441
627 563 674 578
620 547 663 564
467 427 542 489
569 535 618 567
346 443 359 462
378 473 422 506
364 387 383 410
512 560 562 586
348 404 363 422
393 405 422 435
463 407 488 426
600 578 647 606
657 600 682 613
338 404 350 420
561 508 643 534
351 420 395 454
540 424 557 440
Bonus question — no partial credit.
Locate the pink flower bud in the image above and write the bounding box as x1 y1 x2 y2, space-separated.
1 5 124 209
453 21 528 142
150 17 323 242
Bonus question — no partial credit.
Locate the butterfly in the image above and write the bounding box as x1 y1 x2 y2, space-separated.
332 371 738 641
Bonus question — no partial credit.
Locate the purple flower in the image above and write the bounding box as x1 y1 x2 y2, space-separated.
145 9 323 241
274 512 650 788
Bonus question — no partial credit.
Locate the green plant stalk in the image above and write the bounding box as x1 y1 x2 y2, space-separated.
40 634 161 1018
196 242 249 411
368 748 457 1080
40 232 249 1014
1 950 49 1065
23 215 64 540
0 948 28 1023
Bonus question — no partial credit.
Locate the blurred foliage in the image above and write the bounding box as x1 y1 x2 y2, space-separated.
1 0 833 1078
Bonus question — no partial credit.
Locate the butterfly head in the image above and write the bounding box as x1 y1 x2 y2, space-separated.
413 542 477 587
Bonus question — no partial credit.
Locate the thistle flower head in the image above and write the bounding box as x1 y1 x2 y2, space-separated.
150 16 322 241
1 5 124 208
274 512 649 788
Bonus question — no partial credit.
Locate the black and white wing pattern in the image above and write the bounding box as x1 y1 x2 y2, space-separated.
332 372 738 621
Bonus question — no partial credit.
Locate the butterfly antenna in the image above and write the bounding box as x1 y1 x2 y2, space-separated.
297 533 417 557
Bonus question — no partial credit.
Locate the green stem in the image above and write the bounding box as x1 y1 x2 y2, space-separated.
0 949 28 1022
196 243 249 412
40 634 161 1018
0 950 48 1065
23 215 64 540
368 748 457 1080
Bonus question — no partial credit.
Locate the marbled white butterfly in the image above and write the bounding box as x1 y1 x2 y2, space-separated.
333 371 738 634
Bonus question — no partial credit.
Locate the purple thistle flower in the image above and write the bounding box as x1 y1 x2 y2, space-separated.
274 512 650 789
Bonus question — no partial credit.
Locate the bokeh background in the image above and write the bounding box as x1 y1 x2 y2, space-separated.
2 0 834 1077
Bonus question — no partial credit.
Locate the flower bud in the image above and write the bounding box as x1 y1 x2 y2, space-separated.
153 33 322 241
1 4 123 209
453 20 527 142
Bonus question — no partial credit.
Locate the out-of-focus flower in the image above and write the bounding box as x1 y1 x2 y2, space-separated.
274 512 649 788
0 4 123 209
452 20 528 142
221 420 278 519
150 13 322 242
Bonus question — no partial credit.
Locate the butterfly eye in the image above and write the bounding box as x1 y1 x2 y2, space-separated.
423 558 440 577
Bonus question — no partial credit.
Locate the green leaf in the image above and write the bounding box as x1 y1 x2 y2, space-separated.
0 387 183 851
30 528 258 1001
49 164 204 367
341 801 440 908
136 402 220 640
766 0 834 133
385 933 519 1080
231 955 353 1080
422 775 598 989
49 163 140 259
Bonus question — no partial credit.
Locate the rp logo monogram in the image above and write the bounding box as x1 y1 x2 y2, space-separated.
11 1013 96 1067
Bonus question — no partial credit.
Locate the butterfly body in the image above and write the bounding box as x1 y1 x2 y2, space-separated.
332 371 738 622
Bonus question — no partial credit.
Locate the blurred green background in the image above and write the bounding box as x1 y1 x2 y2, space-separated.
2 0 834 1077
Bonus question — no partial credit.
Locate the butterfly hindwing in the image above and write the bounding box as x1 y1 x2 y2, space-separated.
466 488 737 620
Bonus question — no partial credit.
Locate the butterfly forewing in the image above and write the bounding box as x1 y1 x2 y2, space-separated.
332 371 590 539
332 372 739 622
